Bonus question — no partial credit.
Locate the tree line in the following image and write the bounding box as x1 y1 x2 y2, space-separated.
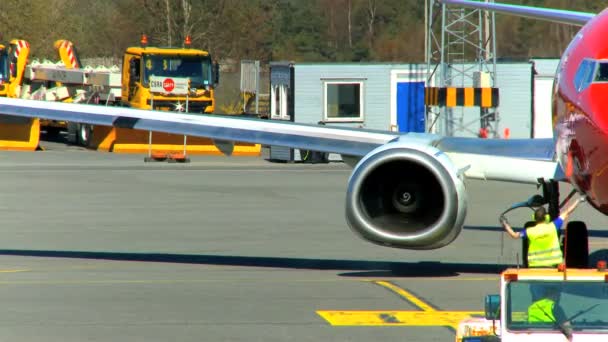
0 0 606 65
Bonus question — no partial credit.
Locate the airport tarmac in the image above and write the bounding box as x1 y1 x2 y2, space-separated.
0 145 606 341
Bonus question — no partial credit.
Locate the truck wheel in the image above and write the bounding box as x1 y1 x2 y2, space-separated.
66 122 78 144
522 221 535 268
564 221 589 268
78 124 92 147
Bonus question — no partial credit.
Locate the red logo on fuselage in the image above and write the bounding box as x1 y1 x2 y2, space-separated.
163 78 175 92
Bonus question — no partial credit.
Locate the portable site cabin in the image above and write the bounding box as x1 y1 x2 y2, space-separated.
267 60 561 162
268 63 429 162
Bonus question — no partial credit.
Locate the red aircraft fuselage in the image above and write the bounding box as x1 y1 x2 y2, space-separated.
554 8 608 214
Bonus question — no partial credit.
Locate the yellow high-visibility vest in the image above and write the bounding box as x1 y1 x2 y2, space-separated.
528 298 556 323
526 222 563 267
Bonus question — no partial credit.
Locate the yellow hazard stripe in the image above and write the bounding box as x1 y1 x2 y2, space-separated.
446 87 456 107
464 87 474 107
481 87 491 107
425 87 498 107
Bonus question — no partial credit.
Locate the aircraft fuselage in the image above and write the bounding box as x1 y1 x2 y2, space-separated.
554 8 608 213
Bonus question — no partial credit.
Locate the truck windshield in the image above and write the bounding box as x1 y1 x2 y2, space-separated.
142 54 212 88
0 51 8 83
507 281 608 332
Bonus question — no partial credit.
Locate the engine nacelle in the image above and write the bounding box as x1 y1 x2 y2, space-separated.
345 141 467 249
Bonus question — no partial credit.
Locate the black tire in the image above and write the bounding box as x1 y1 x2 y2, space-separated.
522 221 536 268
564 221 589 268
78 124 92 147
66 122 78 144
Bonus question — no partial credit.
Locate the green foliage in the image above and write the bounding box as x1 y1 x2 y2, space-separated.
0 0 606 62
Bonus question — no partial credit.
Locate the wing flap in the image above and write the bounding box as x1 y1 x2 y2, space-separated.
436 136 563 183
436 136 556 161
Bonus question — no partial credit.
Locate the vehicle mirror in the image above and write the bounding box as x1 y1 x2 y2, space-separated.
484 294 500 320
526 194 546 207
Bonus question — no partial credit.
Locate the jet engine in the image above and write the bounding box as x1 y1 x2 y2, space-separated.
345 142 467 249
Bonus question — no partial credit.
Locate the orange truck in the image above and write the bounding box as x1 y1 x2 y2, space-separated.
456 265 608 341
0 39 30 98
0 39 41 151
0 36 260 156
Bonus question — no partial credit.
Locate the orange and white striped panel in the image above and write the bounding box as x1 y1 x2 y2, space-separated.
13 40 29 60
61 40 79 68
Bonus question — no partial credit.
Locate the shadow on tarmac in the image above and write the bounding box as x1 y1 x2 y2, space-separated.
465 225 608 238
0 249 509 278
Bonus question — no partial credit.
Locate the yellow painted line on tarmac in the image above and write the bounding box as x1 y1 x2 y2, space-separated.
317 310 483 329
0 269 28 273
374 280 436 311
317 280 483 329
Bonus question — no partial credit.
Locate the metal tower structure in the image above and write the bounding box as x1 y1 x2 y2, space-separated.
425 0 499 137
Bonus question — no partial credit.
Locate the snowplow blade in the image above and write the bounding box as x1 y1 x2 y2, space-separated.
90 126 261 156
0 116 40 151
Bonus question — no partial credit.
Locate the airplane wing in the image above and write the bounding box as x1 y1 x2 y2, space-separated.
0 97 565 249
0 97 396 158
441 0 595 26
0 97 561 185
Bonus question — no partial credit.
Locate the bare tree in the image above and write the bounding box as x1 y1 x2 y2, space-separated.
348 0 353 48
166 0 172 46
367 0 377 48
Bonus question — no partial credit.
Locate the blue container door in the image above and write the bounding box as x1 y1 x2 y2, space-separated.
396 81 425 133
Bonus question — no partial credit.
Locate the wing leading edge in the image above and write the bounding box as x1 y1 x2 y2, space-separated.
0 97 397 158
441 0 595 26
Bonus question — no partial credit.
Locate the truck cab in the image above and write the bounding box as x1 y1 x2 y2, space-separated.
0 40 29 98
457 266 608 341
121 39 219 113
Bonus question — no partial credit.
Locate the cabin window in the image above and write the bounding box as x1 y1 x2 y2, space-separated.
0 52 7 82
574 59 596 92
323 81 364 122
594 62 608 82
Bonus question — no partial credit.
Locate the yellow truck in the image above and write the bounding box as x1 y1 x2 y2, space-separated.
0 39 41 151
456 265 608 341
38 39 82 135
88 35 263 158
47 36 223 153
121 35 217 113
0 36 259 156
0 39 30 98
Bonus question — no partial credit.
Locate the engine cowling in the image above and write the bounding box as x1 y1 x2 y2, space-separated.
345 142 467 249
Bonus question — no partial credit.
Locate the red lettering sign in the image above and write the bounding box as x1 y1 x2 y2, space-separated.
163 78 175 92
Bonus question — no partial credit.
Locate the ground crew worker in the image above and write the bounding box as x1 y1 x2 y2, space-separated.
528 285 567 324
527 285 573 340
500 195 586 267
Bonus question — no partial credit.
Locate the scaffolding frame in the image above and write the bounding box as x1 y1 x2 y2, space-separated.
425 0 499 137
